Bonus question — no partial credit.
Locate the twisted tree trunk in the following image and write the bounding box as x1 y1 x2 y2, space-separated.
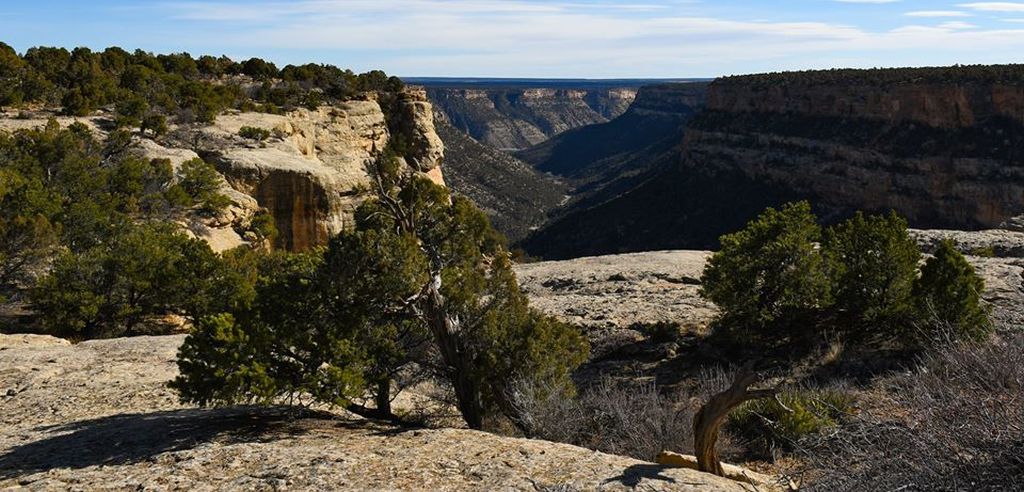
423 273 484 429
693 364 776 476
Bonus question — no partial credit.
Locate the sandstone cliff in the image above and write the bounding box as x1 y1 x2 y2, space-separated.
0 89 445 252
686 70 1024 229
522 67 1024 259
424 85 638 150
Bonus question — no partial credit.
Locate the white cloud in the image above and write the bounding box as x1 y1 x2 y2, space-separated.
148 0 1024 77
959 2 1024 11
905 10 972 17
938 21 978 28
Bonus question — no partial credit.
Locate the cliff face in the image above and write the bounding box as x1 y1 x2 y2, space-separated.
522 70 1024 260
687 78 1024 229
425 86 637 150
0 90 445 253
198 90 444 251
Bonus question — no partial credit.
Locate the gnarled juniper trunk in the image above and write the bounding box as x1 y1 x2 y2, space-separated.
693 365 776 476
423 273 485 429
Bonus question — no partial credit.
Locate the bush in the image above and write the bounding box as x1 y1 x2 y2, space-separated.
912 240 991 342
728 388 853 457
803 334 1024 490
700 201 829 342
178 158 230 215
821 211 920 340
238 126 271 141
31 224 243 339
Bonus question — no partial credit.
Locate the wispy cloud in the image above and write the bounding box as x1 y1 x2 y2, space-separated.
959 2 1024 12
5 0 1024 77
905 10 972 17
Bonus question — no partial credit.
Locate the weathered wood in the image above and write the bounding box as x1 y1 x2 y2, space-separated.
693 364 776 476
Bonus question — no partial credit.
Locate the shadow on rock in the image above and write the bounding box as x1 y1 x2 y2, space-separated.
604 464 678 487
0 406 331 479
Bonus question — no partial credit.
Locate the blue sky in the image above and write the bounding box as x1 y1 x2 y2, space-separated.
3 1 1024 78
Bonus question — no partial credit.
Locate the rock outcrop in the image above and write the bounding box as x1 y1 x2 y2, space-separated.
0 333 753 491
423 84 639 150
683 70 1024 230
0 89 446 252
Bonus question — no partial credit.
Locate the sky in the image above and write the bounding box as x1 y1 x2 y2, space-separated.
3 1 1024 78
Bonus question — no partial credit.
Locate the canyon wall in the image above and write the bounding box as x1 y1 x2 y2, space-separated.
424 86 638 150
687 73 1024 229
204 90 444 251
522 67 1024 259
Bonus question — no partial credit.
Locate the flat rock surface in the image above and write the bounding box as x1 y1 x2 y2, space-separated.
516 250 716 331
515 246 1024 332
0 335 750 491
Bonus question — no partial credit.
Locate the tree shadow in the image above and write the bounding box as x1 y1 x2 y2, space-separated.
0 406 332 480
603 464 678 487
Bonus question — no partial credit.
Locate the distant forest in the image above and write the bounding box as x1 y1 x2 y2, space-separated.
0 42 404 123
717 64 1024 88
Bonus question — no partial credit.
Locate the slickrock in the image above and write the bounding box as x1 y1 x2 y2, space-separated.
0 334 751 491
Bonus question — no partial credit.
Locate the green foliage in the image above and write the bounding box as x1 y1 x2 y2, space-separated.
1 43 405 125
717 64 1024 90
172 251 366 407
729 388 853 454
178 158 230 215
701 204 993 348
174 150 588 428
912 240 991 341
247 208 278 244
822 212 920 338
0 122 248 337
700 201 829 342
238 126 271 141
31 224 243 339
140 113 167 137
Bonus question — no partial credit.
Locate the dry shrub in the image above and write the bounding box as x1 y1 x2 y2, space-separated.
803 332 1024 491
506 367 743 462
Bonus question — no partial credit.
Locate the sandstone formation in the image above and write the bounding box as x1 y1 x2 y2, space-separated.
0 333 752 491
684 74 1024 230
424 85 639 150
0 89 445 252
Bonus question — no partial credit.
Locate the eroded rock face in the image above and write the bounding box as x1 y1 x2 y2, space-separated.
425 86 639 150
683 78 1024 230
0 333 751 492
0 90 446 253
200 92 444 251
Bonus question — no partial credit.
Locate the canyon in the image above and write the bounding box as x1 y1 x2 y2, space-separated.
517 67 1024 259
414 79 680 151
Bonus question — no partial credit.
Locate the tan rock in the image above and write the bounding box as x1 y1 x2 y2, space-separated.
0 334 750 491
656 451 786 491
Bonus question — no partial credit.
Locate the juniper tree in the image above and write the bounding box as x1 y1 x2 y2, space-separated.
174 149 588 430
